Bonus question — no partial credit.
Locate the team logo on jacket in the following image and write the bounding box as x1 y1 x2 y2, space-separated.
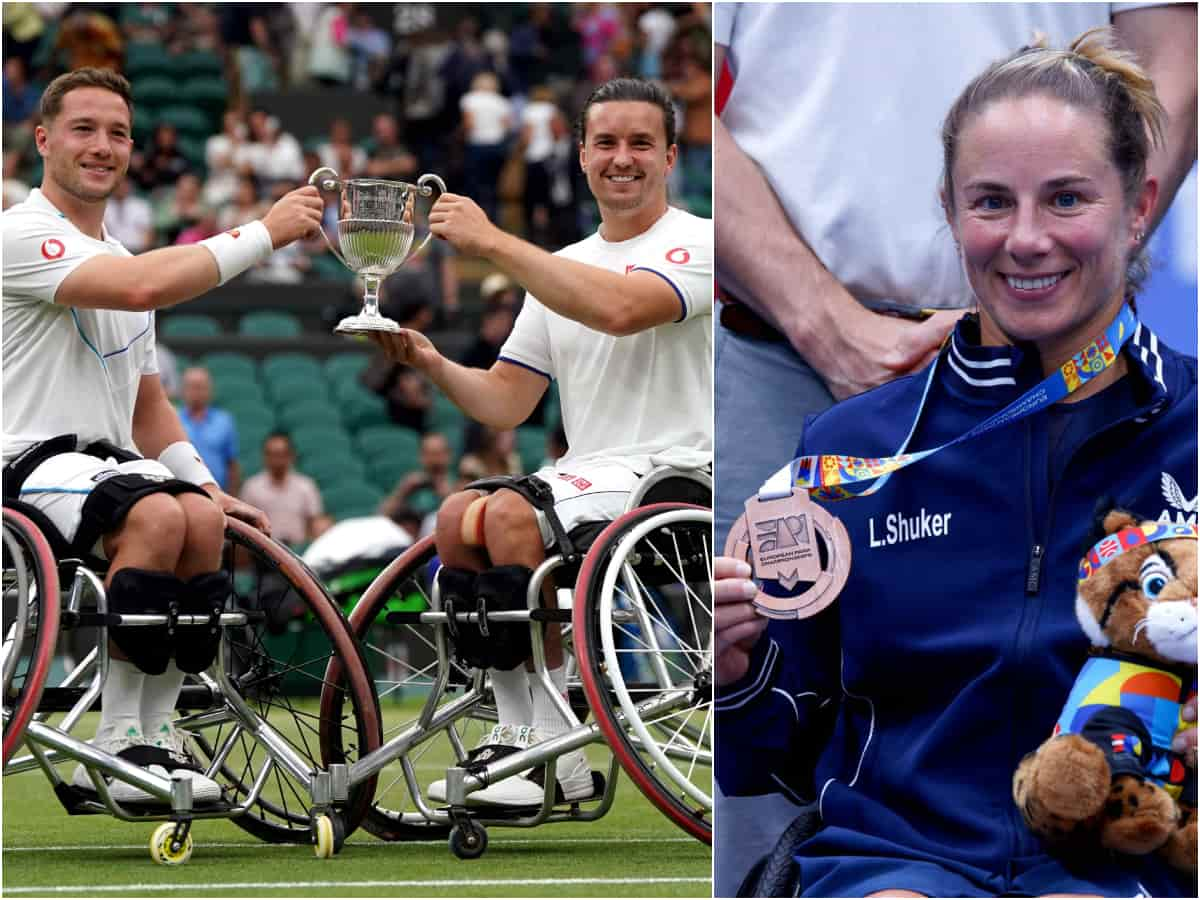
40 239 65 260
1159 472 1197 525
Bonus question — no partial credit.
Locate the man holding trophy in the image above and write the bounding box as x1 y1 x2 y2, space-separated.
364 77 713 806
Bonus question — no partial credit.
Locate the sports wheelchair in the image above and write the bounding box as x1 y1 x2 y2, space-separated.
2 502 382 864
318 465 714 858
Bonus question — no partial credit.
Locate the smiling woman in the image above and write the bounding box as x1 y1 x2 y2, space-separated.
713 24 1196 899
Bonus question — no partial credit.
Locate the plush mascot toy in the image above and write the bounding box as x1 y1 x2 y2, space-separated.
1014 509 1197 875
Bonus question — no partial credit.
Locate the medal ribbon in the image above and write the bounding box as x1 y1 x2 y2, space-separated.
760 304 1137 501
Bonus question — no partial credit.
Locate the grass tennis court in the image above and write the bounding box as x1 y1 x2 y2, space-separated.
3 700 712 897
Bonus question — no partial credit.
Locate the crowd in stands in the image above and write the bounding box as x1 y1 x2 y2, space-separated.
2 2 711 552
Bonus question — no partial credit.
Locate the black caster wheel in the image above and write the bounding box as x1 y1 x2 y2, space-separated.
448 822 488 859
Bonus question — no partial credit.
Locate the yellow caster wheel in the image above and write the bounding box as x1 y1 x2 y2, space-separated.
149 823 193 866
312 814 342 859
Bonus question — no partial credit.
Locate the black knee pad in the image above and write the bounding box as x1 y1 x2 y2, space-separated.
474 565 534 671
106 568 183 675
176 572 229 674
439 567 489 670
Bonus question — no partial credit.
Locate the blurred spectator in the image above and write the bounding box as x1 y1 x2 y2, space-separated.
364 364 431 432
508 4 554 97
664 21 712 216
204 110 249 209
519 85 568 247
179 367 240 493
248 181 313 283
175 208 220 245
364 113 418 179
172 4 222 54
636 4 677 78
120 3 173 45
460 71 512 224
155 172 210 244
461 291 516 369
442 17 491 109
103 177 155 253
346 6 391 91
480 272 520 310
3 57 39 125
378 431 455 519
574 3 627 80
134 123 191 193
54 9 123 71
156 343 181 400
378 223 458 320
241 432 326 547
243 108 305 186
219 6 283 92
307 3 353 87
2 3 47 70
541 421 568 468
217 175 265 232
458 423 522 481
3 151 31 211
317 117 367 177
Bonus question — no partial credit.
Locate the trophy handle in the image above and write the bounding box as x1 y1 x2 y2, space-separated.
307 167 352 269
412 173 448 257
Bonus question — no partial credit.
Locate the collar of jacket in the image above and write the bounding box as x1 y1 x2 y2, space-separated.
941 312 1171 421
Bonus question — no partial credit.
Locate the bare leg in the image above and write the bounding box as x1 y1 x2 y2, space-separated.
173 493 225 578
436 490 490 572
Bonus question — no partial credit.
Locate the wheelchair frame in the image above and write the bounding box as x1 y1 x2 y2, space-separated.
2 510 381 864
318 466 714 858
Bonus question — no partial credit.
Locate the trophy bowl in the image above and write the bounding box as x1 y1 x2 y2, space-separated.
309 167 447 335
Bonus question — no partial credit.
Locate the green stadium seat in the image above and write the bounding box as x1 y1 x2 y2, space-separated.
356 425 421 462
278 398 341 431
175 49 224 78
239 311 303 339
178 75 228 118
324 352 371 383
269 376 331 407
428 394 466 436
336 383 389 431
406 487 442 517
262 353 323 384
161 314 220 338
323 482 384 521
369 455 422 493
301 453 369 489
156 105 212 140
124 43 174 79
213 375 266 406
291 425 355 459
516 427 547 474
176 135 208 176
131 75 177 108
201 351 257 381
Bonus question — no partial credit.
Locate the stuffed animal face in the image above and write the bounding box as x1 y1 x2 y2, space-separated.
1075 510 1197 667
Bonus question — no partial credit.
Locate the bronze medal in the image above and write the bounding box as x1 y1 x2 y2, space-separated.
725 489 852 620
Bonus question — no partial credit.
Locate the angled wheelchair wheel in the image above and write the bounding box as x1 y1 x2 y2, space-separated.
574 503 713 843
184 519 381 843
321 535 481 842
2 509 61 766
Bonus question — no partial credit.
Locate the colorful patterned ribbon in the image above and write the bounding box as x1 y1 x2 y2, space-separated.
1078 522 1199 582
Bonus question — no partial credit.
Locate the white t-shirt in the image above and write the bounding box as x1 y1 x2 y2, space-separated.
521 101 558 163
3 188 158 463
715 2 1155 311
500 205 713 472
461 91 512 145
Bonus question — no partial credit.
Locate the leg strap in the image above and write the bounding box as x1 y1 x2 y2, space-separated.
474 565 534 672
465 475 577 561
175 572 229 674
106 568 183 676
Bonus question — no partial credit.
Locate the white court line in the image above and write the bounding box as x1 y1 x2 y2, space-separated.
4 876 711 894
3 835 696 852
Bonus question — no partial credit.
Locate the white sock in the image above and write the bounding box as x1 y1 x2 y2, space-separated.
140 661 186 746
96 656 146 744
530 665 579 736
488 667 533 727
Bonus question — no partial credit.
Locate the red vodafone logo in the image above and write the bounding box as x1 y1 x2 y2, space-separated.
41 239 65 260
665 247 690 264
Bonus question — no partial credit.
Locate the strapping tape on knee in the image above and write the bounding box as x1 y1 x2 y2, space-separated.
106 568 183 675
176 572 229 674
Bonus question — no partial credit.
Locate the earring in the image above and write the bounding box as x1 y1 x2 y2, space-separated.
1135 230 1145 243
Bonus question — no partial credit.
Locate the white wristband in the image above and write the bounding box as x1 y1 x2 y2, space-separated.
159 441 217 487
198 220 273 285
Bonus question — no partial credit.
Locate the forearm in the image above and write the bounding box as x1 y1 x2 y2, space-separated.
482 229 644 335
714 115 867 360
132 394 191 460
423 355 536 430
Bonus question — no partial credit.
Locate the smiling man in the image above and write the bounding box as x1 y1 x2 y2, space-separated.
2 68 322 804
370 77 713 807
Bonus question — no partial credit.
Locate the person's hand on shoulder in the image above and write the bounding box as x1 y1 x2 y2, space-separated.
261 185 325 249
714 556 768 686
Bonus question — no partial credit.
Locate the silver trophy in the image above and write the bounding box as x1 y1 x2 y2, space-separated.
309 167 447 335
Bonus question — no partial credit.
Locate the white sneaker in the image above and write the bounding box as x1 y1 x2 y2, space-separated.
71 724 221 805
143 721 223 804
427 723 535 803
450 726 598 808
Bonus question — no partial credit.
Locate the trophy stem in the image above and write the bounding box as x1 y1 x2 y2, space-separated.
362 275 382 318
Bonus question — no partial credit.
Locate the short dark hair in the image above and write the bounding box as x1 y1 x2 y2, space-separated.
40 67 133 125
576 77 676 147
263 431 293 450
